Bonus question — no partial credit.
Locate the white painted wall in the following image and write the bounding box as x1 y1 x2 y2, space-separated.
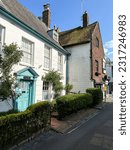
66 43 94 93
0 99 13 112
0 14 66 111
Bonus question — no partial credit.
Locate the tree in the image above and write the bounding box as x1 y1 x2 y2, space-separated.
0 43 23 104
64 83 73 94
42 70 63 98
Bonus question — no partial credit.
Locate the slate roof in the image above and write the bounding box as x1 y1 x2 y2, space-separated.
0 0 67 53
59 22 97 47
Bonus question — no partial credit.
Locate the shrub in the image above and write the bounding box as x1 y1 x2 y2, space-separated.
64 84 73 94
56 93 93 119
50 99 57 112
86 88 103 106
0 101 50 149
0 109 18 117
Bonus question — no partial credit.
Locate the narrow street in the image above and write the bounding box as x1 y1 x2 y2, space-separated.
16 102 113 150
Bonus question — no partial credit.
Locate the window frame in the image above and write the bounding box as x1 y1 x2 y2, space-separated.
21 37 34 66
43 81 49 91
58 52 63 72
95 60 99 72
44 44 51 70
0 25 5 54
95 37 99 48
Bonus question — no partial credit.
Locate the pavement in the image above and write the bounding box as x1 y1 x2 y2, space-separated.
51 94 113 133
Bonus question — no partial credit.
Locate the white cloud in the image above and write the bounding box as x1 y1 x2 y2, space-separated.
107 51 113 56
103 40 113 60
104 40 113 49
104 48 108 53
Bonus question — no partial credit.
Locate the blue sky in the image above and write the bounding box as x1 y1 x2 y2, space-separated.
18 0 113 60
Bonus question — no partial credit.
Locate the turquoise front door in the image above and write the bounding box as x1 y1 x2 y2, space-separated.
16 80 33 111
15 67 39 111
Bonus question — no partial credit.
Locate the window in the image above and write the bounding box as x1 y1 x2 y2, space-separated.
43 81 49 100
21 38 34 65
0 26 5 54
58 53 63 72
43 81 49 91
95 60 99 72
54 33 58 41
102 59 106 73
44 45 51 69
96 37 99 48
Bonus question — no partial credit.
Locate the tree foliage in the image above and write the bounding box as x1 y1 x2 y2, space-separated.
0 43 23 101
42 70 63 98
64 83 73 94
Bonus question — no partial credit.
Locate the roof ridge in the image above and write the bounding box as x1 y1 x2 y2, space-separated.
60 26 81 34
60 21 98 35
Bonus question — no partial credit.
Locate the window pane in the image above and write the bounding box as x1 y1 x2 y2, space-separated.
58 53 63 72
0 26 4 53
44 45 51 69
22 38 33 65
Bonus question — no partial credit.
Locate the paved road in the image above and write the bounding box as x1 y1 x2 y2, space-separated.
16 102 113 150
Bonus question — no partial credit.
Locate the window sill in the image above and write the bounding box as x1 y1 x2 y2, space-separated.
43 67 51 71
19 62 34 68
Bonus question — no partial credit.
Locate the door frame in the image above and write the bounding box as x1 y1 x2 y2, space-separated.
14 67 39 111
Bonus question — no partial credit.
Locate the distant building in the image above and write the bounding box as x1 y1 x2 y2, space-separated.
105 58 113 94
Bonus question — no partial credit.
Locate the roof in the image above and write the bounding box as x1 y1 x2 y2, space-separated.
59 22 97 47
0 0 68 54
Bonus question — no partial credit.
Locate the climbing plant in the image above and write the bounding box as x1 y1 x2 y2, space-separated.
42 70 63 98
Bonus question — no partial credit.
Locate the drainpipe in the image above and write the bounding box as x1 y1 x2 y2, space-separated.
90 39 93 82
66 54 69 84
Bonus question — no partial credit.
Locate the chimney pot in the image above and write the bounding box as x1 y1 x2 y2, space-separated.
43 4 50 10
83 11 89 27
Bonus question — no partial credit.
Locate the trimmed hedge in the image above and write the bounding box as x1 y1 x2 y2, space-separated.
56 93 93 119
86 88 103 106
0 101 51 149
0 109 18 117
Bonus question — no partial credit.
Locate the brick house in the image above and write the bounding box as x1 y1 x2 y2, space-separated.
59 11 106 93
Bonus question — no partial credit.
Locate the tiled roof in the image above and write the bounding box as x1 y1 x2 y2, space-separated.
0 0 66 52
59 22 97 47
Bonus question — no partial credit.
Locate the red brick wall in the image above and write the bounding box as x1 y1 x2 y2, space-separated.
91 23 105 84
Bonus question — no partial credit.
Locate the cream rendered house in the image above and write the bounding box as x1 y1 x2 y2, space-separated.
0 0 69 111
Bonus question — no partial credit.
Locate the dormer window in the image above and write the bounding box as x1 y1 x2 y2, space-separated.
54 33 58 41
48 29 59 42
96 37 99 48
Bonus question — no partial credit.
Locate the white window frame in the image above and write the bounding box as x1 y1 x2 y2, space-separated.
21 37 34 66
0 25 5 55
58 53 63 72
44 44 51 70
42 81 49 100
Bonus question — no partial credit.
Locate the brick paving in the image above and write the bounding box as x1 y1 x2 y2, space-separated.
51 94 113 133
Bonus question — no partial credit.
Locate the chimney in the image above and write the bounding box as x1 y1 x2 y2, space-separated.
42 4 50 28
83 11 89 27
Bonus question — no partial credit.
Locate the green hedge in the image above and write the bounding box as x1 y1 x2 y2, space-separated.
0 109 18 117
86 88 103 106
0 101 50 149
56 93 93 119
